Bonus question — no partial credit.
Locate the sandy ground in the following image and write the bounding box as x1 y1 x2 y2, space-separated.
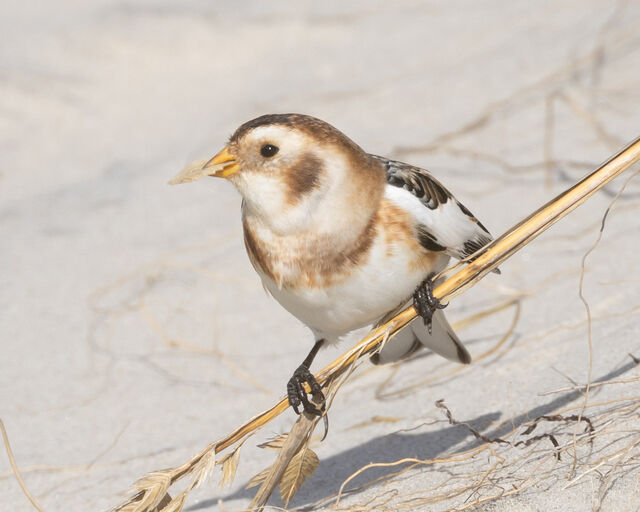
2 1 640 511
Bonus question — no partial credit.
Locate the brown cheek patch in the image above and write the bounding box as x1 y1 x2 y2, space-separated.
284 152 323 206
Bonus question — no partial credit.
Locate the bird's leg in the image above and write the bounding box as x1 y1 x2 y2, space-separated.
413 273 447 334
287 339 325 416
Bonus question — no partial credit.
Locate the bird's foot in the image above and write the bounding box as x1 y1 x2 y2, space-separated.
287 365 325 416
413 273 447 334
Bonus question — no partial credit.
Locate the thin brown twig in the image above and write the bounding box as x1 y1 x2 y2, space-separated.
538 376 640 397
335 449 488 506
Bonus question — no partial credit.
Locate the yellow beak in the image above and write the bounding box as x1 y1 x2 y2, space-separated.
169 145 240 185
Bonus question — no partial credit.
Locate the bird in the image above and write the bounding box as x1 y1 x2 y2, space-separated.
170 113 498 416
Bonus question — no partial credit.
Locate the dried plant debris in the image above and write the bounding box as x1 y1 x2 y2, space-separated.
247 426 320 507
328 393 640 512
436 399 509 445
112 442 219 512
515 432 562 460
245 467 272 491
520 414 594 437
279 446 320 505
257 433 290 451
218 443 243 488
436 400 595 461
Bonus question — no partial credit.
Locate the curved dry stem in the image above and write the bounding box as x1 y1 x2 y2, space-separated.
1 418 45 512
112 136 640 512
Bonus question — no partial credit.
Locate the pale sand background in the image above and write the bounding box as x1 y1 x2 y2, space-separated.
2 2 640 511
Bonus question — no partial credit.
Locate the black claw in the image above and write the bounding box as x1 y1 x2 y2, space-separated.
287 364 325 417
320 414 329 441
413 273 447 334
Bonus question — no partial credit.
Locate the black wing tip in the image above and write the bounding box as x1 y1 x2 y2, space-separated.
458 346 472 365
448 332 472 364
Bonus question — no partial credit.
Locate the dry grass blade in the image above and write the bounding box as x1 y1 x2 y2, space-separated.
131 470 173 511
156 491 185 512
257 433 289 450
114 498 148 512
192 450 216 489
279 446 320 505
168 159 211 185
248 408 322 510
111 440 218 512
246 466 272 490
219 444 243 488
111 136 640 512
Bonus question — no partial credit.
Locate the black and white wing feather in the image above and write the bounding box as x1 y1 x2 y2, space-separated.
374 155 496 264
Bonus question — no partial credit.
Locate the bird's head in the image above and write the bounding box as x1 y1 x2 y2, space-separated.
171 114 384 234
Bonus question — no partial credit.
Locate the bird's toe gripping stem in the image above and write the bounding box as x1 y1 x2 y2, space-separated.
413 273 447 334
287 365 325 416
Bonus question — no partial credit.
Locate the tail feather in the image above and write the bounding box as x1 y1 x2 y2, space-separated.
370 327 422 365
411 310 471 364
371 308 470 365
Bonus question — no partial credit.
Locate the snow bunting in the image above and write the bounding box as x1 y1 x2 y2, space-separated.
171 114 497 415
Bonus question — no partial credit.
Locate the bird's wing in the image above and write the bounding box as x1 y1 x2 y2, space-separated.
374 155 496 264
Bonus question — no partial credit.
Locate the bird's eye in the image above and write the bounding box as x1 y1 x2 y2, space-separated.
260 144 279 158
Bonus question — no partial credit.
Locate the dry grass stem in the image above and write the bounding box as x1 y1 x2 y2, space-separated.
1 418 45 512
110 137 640 511
248 411 319 511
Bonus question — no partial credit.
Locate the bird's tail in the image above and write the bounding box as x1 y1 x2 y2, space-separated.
371 309 471 365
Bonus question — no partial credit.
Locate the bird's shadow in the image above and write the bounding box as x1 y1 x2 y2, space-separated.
190 357 638 510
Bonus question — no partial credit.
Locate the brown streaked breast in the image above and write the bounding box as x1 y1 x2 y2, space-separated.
242 219 277 282
243 198 441 291
242 211 379 290
289 212 378 289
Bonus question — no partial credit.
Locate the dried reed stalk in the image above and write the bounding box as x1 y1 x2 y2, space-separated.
113 136 640 512
248 411 318 510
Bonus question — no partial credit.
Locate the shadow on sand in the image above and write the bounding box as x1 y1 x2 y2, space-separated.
191 357 638 510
